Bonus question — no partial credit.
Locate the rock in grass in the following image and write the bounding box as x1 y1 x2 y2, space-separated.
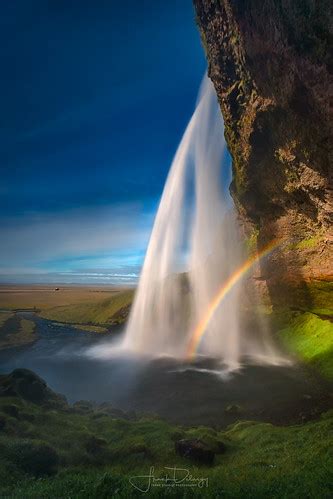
85 435 107 454
175 438 215 464
216 440 227 454
0 369 67 408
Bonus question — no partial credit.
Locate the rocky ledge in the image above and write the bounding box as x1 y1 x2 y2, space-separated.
193 0 333 310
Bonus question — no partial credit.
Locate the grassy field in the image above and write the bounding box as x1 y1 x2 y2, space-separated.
0 390 332 498
0 285 126 311
39 289 134 326
0 285 135 332
0 286 135 350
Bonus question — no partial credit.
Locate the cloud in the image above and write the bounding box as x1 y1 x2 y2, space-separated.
0 203 154 282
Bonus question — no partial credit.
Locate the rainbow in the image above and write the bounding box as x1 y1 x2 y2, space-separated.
186 239 280 359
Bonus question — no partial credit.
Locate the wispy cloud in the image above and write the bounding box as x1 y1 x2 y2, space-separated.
0 203 154 283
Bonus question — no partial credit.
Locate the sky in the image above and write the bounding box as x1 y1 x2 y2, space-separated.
0 0 207 285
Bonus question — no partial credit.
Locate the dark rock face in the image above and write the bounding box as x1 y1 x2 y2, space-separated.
175 438 215 464
193 0 332 308
0 369 67 408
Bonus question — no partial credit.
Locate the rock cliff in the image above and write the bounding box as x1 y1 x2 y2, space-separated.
193 0 333 310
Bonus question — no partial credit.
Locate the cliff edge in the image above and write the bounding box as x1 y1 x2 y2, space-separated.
194 0 333 310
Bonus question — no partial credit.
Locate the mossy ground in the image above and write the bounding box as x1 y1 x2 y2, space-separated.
0 395 332 498
269 279 333 381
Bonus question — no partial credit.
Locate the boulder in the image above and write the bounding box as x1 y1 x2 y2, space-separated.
85 435 107 454
0 369 67 408
175 438 215 465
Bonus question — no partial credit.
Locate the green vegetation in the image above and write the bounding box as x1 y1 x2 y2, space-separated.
286 234 323 251
294 235 321 250
0 392 332 498
245 226 259 254
0 317 36 350
56 323 109 334
280 312 333 380
71 324 109 334
39 290 134 327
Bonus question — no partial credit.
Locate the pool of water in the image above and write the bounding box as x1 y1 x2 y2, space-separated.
0 312 331 428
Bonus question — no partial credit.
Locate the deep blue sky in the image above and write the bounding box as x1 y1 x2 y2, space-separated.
0 0 207 284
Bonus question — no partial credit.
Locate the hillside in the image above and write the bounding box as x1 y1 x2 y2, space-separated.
0 369 332 498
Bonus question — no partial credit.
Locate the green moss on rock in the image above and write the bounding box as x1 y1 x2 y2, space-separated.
280 312 333 380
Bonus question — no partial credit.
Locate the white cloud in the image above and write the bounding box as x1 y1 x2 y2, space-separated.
0 203 154 275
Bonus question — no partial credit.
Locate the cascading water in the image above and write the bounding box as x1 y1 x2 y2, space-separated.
123 75 283 369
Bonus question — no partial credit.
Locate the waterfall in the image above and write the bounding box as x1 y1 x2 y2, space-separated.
123 75 282 368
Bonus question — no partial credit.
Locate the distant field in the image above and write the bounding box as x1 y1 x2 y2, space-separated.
0 285 124 311
0 285 135 330
40 289 135 326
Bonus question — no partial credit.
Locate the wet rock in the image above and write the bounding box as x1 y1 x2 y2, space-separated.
175 438 215 464
0 369 68 408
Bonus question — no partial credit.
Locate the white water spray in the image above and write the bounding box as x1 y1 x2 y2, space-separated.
123 75 284 368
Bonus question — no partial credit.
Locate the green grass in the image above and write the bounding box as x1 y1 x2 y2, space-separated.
0 395 332 498
39 290 135 327
280 312 333 380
